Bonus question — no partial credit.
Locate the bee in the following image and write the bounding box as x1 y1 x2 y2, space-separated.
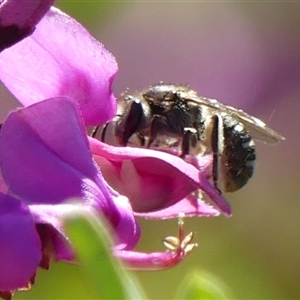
92 83 285 193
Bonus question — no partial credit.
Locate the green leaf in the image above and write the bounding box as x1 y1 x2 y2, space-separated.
65 209 146 300
175 270 231 300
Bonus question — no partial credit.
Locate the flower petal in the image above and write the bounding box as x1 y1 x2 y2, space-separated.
0 0 54 51
30 198 140 256
0 7 118 125
89 139 230 216
115 250 187 270
135 195 220 219
0 97 101 204
91 140 199 211
0 172 8 194
0 97 139 249
0 193 41 291
110 191 141 250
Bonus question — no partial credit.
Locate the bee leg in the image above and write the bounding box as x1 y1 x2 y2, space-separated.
120 100 144 146
211 115 222 195
100 123 109 142
181 127 198 158
146 114 163 148
137 133 146 147
91 126 100 138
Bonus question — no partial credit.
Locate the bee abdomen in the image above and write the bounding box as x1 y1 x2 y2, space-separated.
222 116 256 192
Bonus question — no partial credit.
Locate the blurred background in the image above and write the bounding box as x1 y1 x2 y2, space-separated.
1 1 299 299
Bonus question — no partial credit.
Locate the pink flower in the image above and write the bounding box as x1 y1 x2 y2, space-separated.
0 97 140 288
0 6 226 295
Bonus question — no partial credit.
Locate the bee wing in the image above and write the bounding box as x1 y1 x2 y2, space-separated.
187 95 285 144
224 106 285 144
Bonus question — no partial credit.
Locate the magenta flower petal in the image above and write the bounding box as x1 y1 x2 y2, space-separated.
0 97 101 204
135 195 220 219
0 0 54 51
110 191 141 250
89 139 228 216
0 7 118 125
0 173 7 194
91 140 201 210
0 193 41 291
29 203 80 261
0 97 140 251
115 250 187 270
0 3 227 278
115 214 197 270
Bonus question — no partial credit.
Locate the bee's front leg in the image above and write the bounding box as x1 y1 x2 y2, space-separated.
146 114 164 148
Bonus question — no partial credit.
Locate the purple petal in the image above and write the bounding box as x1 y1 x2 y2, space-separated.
197 174 232 216
0 97 139 249
0 193 41 291
0 0 54 51
115 249 188 270
89 139 231 216
30 203 87 261
0 173 7 194
91 140 199 211
0 7 118 125
30 198 140 255
111 191 141 250
135 195 220 219
0 97 101 204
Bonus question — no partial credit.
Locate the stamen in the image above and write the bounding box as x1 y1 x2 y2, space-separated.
163 213 197 256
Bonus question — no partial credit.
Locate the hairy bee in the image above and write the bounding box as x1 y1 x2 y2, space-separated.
92 83 284 193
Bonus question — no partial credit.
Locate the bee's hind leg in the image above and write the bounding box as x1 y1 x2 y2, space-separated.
181 127 198 158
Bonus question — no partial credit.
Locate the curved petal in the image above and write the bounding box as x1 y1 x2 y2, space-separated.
115 250 187 270
91 140 202 211
0 7 118 125
0 97 139 249
30 203 88 261
111 191 140 250
0 0 54 51
0 172 8 194
0 97 101 204
114 218 197 270
135 195 220 219
0 193 41 291
30 199 140 257
89 139 230 216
